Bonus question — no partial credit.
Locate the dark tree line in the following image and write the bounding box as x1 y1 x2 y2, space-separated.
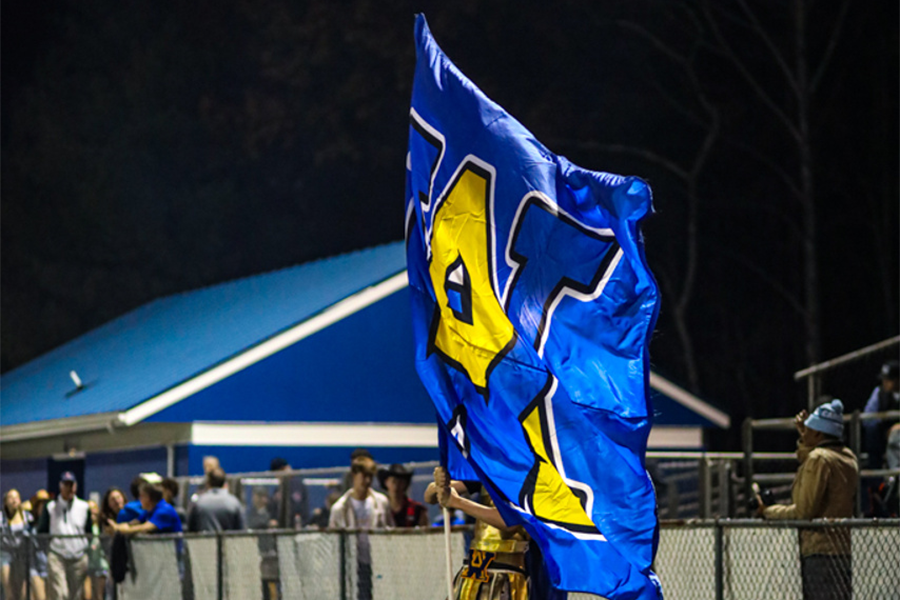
2 0 897 446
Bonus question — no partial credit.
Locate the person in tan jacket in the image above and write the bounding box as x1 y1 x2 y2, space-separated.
758 399 858 600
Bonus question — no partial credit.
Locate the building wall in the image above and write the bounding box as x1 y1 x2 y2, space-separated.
84 446 170 501
0 446 184 503
0 457 46 499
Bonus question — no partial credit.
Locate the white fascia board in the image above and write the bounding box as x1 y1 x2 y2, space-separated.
650 372 731 429
190 422 438 448
648 426 702 449
0 412 124 443
192 422 700 451
119 271 410 427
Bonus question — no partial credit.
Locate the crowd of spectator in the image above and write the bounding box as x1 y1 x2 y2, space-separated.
0 448 435 600
1 363 895 600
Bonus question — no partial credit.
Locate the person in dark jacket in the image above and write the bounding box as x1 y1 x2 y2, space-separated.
378 464 428 527
267 457 310 528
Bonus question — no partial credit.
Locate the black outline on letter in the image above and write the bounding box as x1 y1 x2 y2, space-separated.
426 159 518 401
409 111 445 211
505 195 620 354
517 373 599 535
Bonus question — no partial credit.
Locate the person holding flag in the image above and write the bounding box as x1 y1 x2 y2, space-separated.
425 468 564 600
407 14 663 600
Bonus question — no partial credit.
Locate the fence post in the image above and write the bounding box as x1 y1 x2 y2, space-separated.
216 532 224 600
850 410 862 517
849 410 861 460
339 532 347 600
279 474 291 528
717 460 731 518
742 418 754 515
25 534 32 600
714 520 724 600
699 457 712 518
807 372 816 412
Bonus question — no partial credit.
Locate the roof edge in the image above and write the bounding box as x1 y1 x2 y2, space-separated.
119 270 410 427
650 372 731 429
0 412 125 443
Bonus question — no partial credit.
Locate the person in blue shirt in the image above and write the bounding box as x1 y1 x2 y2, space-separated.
863 360 899 468
116 476 150 524
107 483 182 535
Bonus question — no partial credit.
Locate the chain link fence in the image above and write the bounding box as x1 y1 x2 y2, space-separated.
5 521 896 600
657 520 900 600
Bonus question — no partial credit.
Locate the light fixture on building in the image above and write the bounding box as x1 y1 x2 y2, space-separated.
70 370 84 389
66 370 86 398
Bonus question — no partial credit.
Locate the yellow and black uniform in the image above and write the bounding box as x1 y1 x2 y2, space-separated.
453 488 530 600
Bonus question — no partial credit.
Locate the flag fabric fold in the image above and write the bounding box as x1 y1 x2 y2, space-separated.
406 14 662 599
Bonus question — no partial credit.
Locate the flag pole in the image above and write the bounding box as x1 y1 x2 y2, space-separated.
443 506 454 600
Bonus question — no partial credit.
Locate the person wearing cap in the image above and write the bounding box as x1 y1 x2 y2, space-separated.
37 472 92 600
862 360 900 469
378 464 429 527
757 400 858 600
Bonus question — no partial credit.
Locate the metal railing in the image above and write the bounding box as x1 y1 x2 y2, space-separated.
173 457 749 523
3 520 897 600
794 335 899 412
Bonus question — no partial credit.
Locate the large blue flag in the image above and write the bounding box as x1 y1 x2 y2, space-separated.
406 15 662 599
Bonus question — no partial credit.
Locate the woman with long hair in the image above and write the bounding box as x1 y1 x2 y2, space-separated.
1 489 34 600
27 490 50 600
100 488 126 526
92 488 126 600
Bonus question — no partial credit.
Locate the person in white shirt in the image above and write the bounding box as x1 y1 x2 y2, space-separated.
328 455 393 600
36 472 91 600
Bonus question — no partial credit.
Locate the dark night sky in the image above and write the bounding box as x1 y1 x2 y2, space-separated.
2 1 898 447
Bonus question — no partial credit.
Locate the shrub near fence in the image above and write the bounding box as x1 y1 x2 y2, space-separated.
15 521 900 600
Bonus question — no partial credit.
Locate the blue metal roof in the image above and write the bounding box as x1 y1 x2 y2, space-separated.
1 239 727 434
0 242 407 426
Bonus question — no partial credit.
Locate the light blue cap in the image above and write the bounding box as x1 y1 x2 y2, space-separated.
804 399 844 438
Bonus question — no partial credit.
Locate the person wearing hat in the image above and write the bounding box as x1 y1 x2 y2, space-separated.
36 472 92 600
757 400 858 600
379 464 429 528
862 359 900 469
